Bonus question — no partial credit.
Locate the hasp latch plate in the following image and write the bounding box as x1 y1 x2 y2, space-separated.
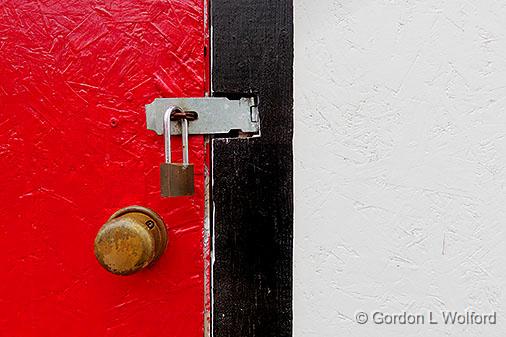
145 97 259 136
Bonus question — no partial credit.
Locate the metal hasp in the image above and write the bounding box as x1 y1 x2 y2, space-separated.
145 97 260 136
146 96 259 198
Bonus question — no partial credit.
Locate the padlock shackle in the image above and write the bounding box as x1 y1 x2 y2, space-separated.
164 106 190 166
164 107 174 164
181 119 189 166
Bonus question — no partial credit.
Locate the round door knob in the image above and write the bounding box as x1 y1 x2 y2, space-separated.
94 206 167 275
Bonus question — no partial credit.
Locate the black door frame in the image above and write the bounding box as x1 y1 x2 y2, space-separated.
211 1 293 336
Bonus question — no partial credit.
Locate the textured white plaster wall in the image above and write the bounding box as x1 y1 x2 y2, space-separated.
294 1 506 336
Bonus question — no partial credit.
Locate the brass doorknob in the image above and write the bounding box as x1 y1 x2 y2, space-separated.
94 206 168 275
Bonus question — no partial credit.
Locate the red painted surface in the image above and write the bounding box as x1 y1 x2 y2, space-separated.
0 1 209 336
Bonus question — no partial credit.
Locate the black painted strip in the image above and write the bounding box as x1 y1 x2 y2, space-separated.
211 1 293 337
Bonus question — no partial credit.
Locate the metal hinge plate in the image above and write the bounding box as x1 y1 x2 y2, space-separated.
145 97 259 136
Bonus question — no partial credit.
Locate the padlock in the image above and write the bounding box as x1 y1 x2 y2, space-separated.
160 107 194 197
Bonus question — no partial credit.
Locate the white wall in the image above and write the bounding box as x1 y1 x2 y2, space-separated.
294 1 506 336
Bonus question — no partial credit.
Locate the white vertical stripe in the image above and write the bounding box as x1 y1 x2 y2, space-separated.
294 1 506 336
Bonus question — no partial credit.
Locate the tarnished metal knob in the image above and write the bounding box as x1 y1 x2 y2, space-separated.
94 206 167 275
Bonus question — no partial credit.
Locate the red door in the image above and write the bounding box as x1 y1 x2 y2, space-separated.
0 1 209 336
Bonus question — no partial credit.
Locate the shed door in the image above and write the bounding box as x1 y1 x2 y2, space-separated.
0 1 209 336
